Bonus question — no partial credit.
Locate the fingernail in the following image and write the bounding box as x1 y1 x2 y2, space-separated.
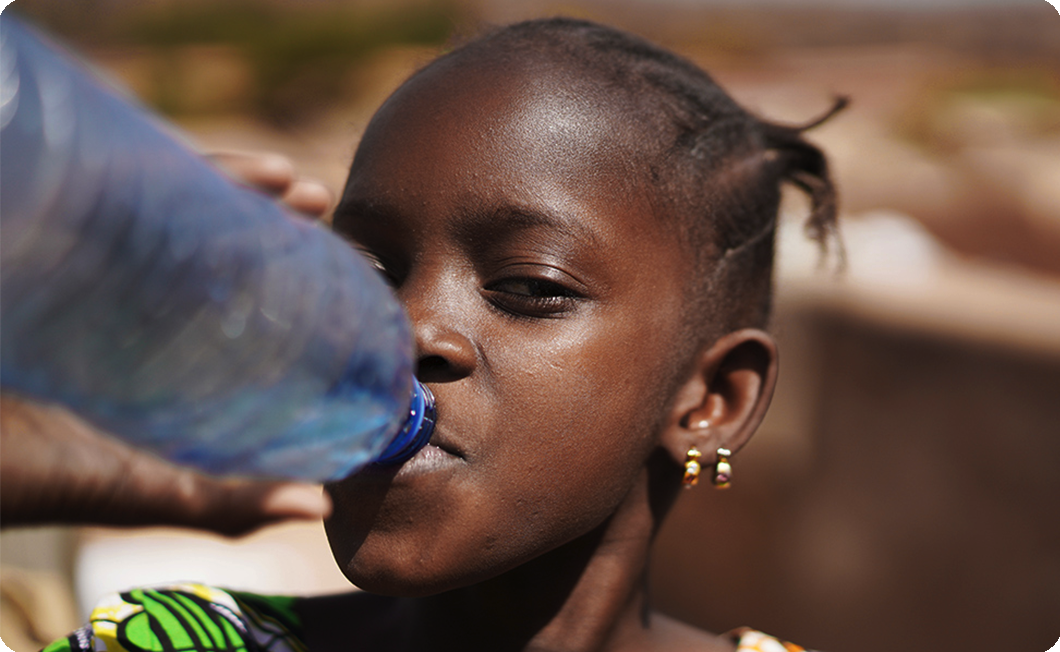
263 484 331 519
284 180 334 218
294 179 331 199
259 154 294 177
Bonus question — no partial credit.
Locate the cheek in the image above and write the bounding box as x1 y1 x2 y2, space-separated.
477 311 678 507
492 298 683 429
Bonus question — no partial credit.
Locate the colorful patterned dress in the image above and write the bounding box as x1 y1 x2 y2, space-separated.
44 584 817 652
43 584 304 652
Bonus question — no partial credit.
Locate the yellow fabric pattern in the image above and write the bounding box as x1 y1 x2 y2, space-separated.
731 627 814 652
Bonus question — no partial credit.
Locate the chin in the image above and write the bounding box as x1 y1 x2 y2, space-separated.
336 529 543 598
340 552 479 598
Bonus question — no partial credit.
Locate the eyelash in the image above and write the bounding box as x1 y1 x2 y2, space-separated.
483 277 582 318
354 245 582 319
355 247 397 285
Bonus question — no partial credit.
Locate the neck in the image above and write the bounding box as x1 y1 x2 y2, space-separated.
407 471 661 652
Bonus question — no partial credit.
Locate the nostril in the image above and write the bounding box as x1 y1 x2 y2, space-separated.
416 354 455 382
412 322 477 381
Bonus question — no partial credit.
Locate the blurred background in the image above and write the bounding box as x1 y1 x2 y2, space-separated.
1 0 1058 650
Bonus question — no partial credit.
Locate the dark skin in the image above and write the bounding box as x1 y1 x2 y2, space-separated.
306 54 778 652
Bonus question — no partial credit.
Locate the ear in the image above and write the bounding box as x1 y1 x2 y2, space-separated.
659 329 778 469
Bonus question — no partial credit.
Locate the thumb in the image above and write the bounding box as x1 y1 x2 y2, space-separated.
163 474 333 538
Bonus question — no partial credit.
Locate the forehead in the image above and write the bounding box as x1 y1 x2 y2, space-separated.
345 54 661 228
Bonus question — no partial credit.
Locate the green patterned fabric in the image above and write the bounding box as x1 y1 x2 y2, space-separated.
46 583 819 652
43 583 305 652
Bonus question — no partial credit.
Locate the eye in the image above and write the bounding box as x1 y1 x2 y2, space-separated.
354 246 398 286
483 275 583 318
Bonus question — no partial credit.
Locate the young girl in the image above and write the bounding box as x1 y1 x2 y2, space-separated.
48 17 840 652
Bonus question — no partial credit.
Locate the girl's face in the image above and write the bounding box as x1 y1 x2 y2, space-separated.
325 58 694 595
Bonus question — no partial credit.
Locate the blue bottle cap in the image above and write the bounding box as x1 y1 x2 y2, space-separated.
373 380 436 465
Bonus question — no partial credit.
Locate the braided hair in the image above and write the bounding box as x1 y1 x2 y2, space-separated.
421 17 844 341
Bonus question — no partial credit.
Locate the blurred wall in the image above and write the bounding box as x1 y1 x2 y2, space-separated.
652 269 1060 652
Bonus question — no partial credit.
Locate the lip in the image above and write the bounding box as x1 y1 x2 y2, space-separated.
428 428 465 460
355 422 467 479
351 440 463 483
390 441 465 479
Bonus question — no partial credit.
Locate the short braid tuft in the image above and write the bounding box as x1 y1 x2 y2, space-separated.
763 96 848 268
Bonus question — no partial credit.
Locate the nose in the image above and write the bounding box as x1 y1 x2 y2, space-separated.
413 323 477 382
399 273 478 383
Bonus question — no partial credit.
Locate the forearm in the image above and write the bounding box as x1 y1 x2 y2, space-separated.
0 394 330 535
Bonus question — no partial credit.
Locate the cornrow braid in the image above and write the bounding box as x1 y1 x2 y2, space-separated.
699 97 847 334
433 17 844 338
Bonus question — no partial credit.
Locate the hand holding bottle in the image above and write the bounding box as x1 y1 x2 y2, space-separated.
0 154 335 536
3 17 435 529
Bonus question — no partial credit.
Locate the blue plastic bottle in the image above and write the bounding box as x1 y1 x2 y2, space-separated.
0 17 434 481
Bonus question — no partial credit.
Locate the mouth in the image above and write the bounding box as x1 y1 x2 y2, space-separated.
351 438 463 483
385 437 466 480
349 388 466 480
428 429 465 460
410 383 464 460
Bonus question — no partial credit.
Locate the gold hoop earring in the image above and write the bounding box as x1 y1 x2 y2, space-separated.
682 447 702 488
713 448 732 489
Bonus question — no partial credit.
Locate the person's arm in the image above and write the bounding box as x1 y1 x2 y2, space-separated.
0 394 330 535
0 153 336 536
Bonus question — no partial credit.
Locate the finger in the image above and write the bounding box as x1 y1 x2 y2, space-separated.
181 477 333 537
115 447 334 537
281 179 334 219
261 483 333 521
86 460 333 538
208 151 296 196
0 395 331 537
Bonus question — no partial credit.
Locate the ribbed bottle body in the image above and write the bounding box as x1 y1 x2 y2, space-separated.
1 17 423 481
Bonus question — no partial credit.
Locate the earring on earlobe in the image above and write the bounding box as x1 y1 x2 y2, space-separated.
713 448 732 489
681 447 702 488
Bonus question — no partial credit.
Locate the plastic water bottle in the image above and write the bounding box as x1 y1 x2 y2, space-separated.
0 16 435 481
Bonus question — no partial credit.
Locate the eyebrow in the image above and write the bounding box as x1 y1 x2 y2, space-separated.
331 198 391 238
452 204 603 252
334 197 604 252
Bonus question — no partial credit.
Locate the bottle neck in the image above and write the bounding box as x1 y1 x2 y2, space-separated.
373 380 436 465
